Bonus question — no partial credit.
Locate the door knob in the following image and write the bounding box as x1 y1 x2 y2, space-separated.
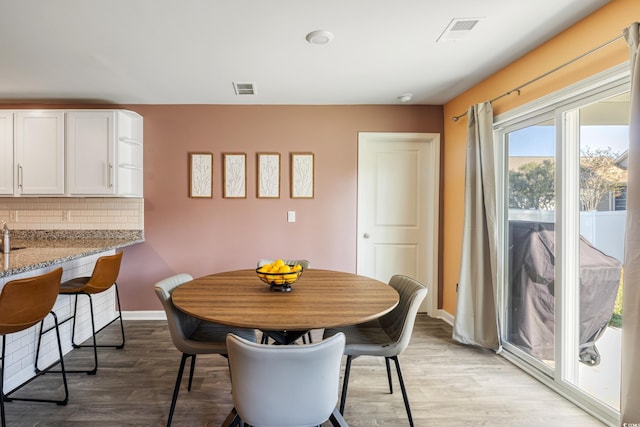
363 233 370 239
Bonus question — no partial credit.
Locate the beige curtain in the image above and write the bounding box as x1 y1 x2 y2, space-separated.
622 21 640 426
452 102 501 351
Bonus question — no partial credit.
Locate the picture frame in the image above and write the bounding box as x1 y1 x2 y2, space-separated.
290 152 314 198
257 153 281 198
189 152 213 198
223 153 247 198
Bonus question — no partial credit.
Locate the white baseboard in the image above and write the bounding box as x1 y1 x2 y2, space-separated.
122 310 166 321
435 309 454 326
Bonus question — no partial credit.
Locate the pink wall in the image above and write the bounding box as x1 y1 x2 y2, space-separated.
118 104 443 310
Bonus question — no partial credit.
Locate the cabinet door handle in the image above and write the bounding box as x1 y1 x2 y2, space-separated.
18 164 23 191
108 163 114 188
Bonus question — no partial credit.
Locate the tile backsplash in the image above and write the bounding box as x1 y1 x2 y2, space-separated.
0 198 144 230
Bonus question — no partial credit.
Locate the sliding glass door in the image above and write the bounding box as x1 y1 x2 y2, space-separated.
505 116 557 370
572 93 627 409
497 76 629 423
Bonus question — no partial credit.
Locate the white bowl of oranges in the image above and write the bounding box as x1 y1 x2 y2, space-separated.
256 259 304 292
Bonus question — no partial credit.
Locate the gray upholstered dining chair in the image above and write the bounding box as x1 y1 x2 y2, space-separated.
257 258 313 344
154 274 256 427
222 332 349 427
323 274 427 427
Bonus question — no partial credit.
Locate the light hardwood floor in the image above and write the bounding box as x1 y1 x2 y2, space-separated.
3 315 604 426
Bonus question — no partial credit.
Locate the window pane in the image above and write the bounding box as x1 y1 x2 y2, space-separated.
574 92 628 410
506 118 556 366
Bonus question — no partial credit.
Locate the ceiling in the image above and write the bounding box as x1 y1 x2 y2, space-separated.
0 0 610 105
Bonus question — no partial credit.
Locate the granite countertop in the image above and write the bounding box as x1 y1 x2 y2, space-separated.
0 230 144 278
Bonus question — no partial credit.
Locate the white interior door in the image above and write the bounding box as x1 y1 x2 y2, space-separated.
357 132 440 314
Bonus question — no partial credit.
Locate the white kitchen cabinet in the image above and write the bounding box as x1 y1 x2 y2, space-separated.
115 110 144 197
15 111 65 195
66 111 115 195
0 111 13 195
66 110 143 197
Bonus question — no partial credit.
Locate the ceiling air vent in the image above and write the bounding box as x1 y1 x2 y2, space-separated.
233 82 256 96
436 18 484 43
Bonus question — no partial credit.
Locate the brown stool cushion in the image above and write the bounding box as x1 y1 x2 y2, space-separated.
0 268 63 335
59 252 122 295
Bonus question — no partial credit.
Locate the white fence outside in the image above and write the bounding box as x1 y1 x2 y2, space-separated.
509 209 626 262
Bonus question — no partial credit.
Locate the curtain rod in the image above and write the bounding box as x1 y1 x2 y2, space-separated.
451 33 625 122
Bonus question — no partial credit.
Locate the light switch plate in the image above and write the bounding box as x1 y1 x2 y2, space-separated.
287 211 296 222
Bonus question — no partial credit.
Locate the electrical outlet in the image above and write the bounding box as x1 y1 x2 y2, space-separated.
287 211 296 223
62 210 71 222
9 210 17 222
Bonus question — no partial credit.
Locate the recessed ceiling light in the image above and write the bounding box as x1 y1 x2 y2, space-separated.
305 30 334 45
398 94 413 103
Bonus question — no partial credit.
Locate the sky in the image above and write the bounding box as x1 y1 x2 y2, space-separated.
508 125 629 157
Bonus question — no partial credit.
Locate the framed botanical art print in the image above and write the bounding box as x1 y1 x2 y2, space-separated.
257 152 281 198
223 153 247 198
189 152 213 198
290 152 314 198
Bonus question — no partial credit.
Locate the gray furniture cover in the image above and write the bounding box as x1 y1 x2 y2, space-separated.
508 221 622 365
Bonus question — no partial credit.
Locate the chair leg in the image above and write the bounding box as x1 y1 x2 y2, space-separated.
187 355 197 391
68 285 126 374
391 356 414 427
338 355 411 426
40 313 70 405
1 336 6 427
48 313 69 405
385 357 393 394
339 355 353 415
70 294 98 375
73 286 126 350
329 407 349 427
221 407 242 427
2 313 69 420
167 353 191 427
34 310 71 374
299 331 314 345
113 283 126 349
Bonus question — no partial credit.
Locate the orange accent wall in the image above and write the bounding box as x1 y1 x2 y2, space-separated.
441 0 639 315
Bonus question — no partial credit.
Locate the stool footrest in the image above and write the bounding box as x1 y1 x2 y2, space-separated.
4 367 68 405
3 313 69 414
36 285 126 376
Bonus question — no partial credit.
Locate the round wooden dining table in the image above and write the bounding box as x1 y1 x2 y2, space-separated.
171 268 399 344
